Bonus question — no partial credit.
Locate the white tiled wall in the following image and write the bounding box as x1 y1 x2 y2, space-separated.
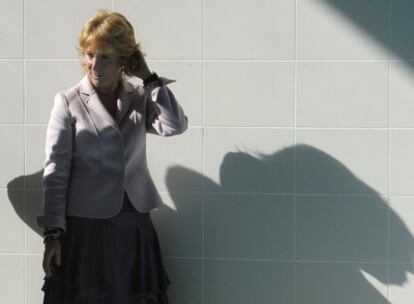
2 0 414 303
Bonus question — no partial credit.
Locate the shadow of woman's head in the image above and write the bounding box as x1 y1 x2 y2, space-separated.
166 144 414 301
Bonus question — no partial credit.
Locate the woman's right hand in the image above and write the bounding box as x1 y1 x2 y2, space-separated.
42 239 61 278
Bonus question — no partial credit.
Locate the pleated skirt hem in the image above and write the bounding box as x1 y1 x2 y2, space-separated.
41 193 171 304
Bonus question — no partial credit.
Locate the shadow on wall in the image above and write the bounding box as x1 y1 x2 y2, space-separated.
6 144 414 303
7 170 44 236
317 0 414 62
165 144 414 304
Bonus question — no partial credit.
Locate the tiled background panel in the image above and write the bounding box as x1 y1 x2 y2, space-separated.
25 60 83 124
145 61 203 126
163 258 202 304
296 129 388 195
389 263 414 303
390 0 414 60
296 195 388 262
26 255 44 304
0 190 25 253
204 61 295 127
0 255 25 304
0 60 24 123
203 128 295 193
390 61 414 127
205 0 295 60
25 125 46 189
146 127 203 192
389 196 414 263
1 125 24 189
205 260 293 304
24 0 112 59
204 193 294 259
296 262 388 304
0 0 23 58
390 130 414 195
297 0 388 59
151 192 202 258
296 61 388 127
116 0 202 60
5 0 414 302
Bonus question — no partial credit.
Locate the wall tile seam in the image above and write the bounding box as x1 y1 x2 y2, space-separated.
162 256 394 265
11 189 393 198
4 188 41 191
22 5 28 301
10 58 414 62
294 260 391 265
19 58 81 61
201 1 206 304
198 59 406 62
296 59 395 62
293 5 298 304
383 194 414 197
203 192 388 198
387 0 392 298
1 123 25 126
0 252 34 256
20 124 202 127
203 126 393 129
15 125 414 130
0 253 43 257
21 58 208 62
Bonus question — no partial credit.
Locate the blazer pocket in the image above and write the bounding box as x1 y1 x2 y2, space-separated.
70 129 102 178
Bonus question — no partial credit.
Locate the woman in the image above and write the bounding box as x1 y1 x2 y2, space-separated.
36 10 188 304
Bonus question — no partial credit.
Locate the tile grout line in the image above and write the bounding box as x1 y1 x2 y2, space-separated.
2 251 407 264
11 123 414 129
10 252 412 264
293 0 298 303
23 0 27 302
184 126 412 130
161 256 401 264
9 124 414 130
387 0 392 299
7 58 414 63
6 188 397 198
201 0 205 303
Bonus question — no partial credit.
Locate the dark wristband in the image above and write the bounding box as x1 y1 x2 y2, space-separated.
43 234 61 244
143 72 161 86
43 227 64 237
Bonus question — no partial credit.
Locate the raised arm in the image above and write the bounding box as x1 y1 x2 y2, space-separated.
145 76 188 136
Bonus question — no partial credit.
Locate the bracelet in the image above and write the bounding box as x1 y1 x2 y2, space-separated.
43 227 64 237
143 72 161 87
43 234 60 244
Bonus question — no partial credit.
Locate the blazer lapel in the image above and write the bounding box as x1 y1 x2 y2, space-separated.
115 79 135 125
79 75 135 131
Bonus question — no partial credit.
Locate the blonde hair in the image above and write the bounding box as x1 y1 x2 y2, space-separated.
77 9 145 76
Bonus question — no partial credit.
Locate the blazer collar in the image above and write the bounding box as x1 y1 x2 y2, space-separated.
79 74 135 128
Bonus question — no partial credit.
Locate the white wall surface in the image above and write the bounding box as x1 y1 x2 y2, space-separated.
2 0 414 303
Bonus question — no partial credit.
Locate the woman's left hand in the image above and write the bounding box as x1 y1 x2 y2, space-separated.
130 49 152 80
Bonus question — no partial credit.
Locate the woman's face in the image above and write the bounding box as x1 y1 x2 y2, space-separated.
84 45 123 92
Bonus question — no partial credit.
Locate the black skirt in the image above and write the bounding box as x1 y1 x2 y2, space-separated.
41 192 171 304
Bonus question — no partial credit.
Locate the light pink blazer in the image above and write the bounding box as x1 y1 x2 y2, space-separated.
36 75 188 232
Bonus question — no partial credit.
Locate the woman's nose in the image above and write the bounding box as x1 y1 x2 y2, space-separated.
91 58 102 71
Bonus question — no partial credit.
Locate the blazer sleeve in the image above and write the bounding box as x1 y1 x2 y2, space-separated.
145 76 188 136
36 93 74 232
